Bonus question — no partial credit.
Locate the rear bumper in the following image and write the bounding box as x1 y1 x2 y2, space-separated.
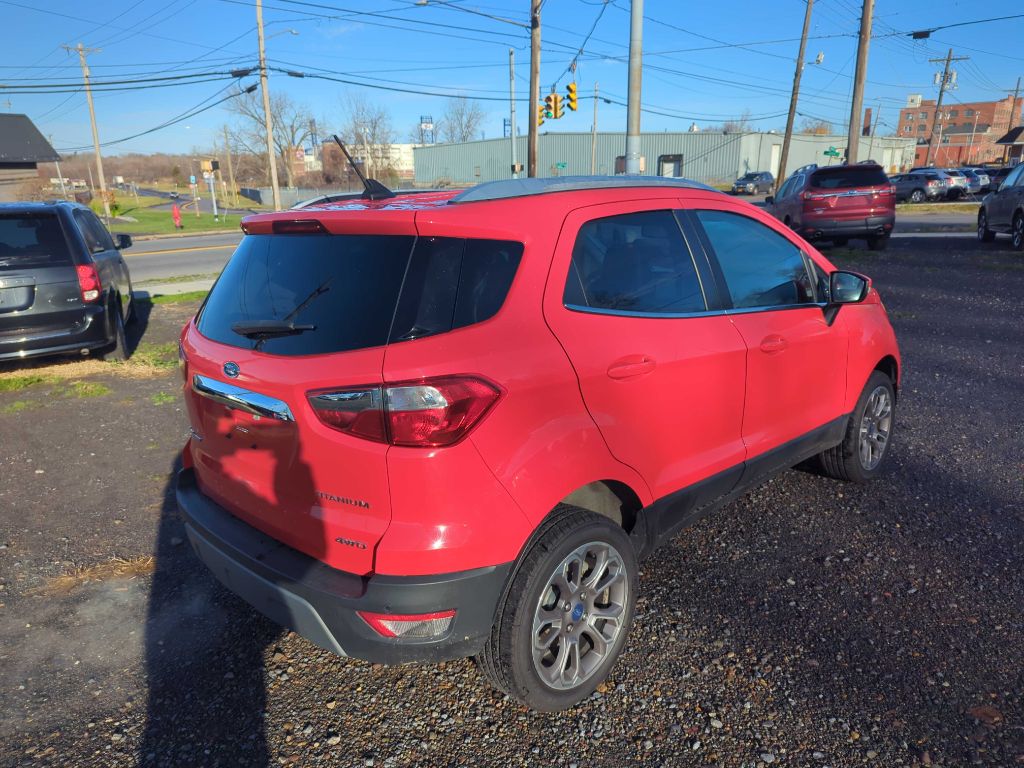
0 305 107 361
800 214 894 241
176 468 512 664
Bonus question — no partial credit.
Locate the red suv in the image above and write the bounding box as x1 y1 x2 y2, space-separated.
766 163 895 250
176 177 900 711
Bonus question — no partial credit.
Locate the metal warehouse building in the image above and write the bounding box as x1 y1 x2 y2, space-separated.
413 131 917 187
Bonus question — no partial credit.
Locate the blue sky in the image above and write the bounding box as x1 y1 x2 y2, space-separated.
1 0 1020 156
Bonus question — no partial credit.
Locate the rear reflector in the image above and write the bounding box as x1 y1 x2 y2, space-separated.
75 264 101 303
357 610 456 639
308 376 501 447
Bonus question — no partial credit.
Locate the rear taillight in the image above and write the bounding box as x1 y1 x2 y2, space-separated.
178 340 188 382
75 264 100 303
308 376 501 447
357 610 456 638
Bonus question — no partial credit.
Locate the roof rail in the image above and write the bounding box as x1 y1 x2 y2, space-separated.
449 175 714 204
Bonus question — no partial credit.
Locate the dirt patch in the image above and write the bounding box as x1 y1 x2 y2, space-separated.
33 556 155 596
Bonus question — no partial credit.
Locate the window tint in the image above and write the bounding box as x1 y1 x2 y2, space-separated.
809 166 888 189
695 210 816 309
85 211 115 251
0 213 72 271
198 234 415 356
74 210 103 253
1001 166 1024 188
563 210 705 315
389 236 523 341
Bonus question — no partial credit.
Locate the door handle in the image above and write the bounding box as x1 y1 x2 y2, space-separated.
759 334 788 354
607 355 656 379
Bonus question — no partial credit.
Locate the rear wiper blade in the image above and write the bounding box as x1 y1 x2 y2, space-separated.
231 320 316 339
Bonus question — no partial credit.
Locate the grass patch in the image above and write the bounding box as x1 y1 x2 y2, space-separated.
144 290 209 305
65 380 111 398
128 341 179 369
136 272 218 287
897 202 980 215
36 556 155 596
108 209 242 235
0 374 52 392
1 400 36 414
150 391 177 405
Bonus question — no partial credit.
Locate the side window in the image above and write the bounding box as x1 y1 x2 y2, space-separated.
776 179 792 198
1012 166 1024 188
86 212 116 251
563 209 706 315
694 210 816 309
1001 165 1023 189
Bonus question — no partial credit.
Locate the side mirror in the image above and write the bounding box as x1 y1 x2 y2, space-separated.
765 195 775 205
115 233 133 250
830 271 869 304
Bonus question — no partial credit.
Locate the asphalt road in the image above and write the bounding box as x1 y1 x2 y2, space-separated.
0 234 1021 767
124 232 241 284
137 187 256 216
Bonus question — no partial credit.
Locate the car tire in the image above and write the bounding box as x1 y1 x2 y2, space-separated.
125 291 138 325
978 210 996 243
909 189 925 203
867 234 889 251
477 505 638 712
1013 213 1024 251
102 303 129 362
816 370 895 483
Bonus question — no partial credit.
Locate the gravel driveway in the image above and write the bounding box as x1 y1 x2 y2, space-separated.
0 235 1021 768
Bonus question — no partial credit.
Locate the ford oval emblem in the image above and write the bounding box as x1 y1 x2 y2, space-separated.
223 361 240 378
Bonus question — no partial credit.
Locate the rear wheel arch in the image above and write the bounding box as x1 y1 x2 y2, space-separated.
559 480 642 533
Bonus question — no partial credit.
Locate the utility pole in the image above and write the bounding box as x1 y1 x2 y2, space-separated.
1004 76 1020 163
256 0 282 210
778 0 814 188
49 134 68 199
845 0 874 164
65 43 111 220
624 0 644 175
509 48 519 179
223 126 239 207
924 48 968 166
527 0 541 177
967 111 979 165
866 104 881 164
591 81 599 175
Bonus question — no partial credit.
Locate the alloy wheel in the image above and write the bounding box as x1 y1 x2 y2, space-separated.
859 386 892 471
1014 216 1024 250
531 541 629 691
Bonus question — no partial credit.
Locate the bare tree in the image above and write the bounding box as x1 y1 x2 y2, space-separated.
798 117 833 135
228 90 313 188
439 97 486 144
338 93 397 181
721 109 754 134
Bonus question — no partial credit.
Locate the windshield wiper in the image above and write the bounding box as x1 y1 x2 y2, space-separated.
231 320 316 339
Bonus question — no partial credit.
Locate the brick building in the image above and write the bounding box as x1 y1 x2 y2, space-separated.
898 93 1021 166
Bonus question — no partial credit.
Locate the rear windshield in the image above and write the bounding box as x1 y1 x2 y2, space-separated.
0 213 72 271
809 166 888 189
196 233 522 356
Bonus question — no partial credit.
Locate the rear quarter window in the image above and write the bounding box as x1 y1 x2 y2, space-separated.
0 213 72 271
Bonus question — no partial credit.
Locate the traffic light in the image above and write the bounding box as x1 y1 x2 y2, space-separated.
566 82 578 111
537 103 546 127
552 93 564 119
544 94 556 119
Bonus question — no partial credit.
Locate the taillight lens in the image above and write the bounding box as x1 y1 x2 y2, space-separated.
308 376 501 447
357 610 456 638
75 264 101 303
178 340 188 382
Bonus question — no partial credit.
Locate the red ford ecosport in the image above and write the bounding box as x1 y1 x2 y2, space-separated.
177 176 900 711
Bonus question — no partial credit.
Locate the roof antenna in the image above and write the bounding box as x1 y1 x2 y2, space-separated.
332 135 395 201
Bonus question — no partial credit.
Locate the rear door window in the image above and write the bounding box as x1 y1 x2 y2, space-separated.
563 209 706 315
694 210 816 309
0 213 72 271
197 233 523 356
810 166 888 189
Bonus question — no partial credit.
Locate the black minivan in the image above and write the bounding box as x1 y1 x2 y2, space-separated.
0 201 135 361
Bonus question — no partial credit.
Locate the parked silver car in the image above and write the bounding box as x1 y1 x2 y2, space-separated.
890 172 945 203
731 171 774 195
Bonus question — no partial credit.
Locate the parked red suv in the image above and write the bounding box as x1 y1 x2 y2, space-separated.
177 177 900 711
766 163 895 250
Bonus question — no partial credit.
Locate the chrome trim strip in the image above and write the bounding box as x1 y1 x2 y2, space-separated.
0 276 35 289
192 374 295 422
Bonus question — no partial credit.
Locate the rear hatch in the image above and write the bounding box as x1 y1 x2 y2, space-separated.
0 211 83 340
802 165 893 221
183 223 415 574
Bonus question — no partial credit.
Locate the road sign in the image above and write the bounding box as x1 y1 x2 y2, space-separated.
189 174 196 184
823 146 841 157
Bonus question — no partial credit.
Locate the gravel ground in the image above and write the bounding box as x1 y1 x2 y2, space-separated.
0 234 1022 768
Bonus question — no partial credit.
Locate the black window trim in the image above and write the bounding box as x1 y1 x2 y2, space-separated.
688 207 829 316
561 207 714 319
